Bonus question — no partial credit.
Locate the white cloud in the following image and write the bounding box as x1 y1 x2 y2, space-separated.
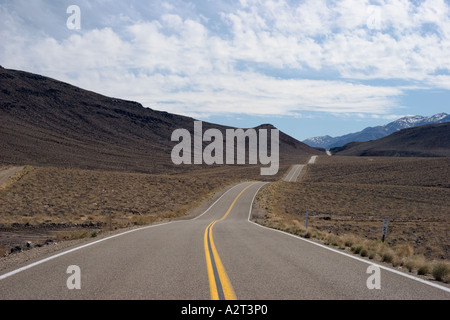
426 75 450 90
0 0 449 120
107 72 402 118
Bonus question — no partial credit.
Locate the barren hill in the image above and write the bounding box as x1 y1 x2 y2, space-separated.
0 67 321 175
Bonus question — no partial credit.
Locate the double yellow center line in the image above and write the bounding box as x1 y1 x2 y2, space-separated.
203 183 256 300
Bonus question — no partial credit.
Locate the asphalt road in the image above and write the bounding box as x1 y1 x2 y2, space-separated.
1 181 449 300
283 165 305 182
308 155 318 164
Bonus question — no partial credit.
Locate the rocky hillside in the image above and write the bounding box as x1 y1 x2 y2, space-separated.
0 67 322 175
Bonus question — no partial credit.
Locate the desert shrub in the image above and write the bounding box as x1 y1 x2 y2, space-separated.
310 229 322 239
404 255 427 273
382 251 394 263
353 245 363 254
418 264 430 275
56 230 90 241
292 227 305 237
432 262 450 282
405 258 416 272
360 248 368 257
131 215 156 226
342 234 358 248
393 243 414 258
392 257 404 267
325 235 341 247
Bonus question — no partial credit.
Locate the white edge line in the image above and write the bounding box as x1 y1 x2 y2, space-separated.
0 181 249 281
192 182 245 220
247 182 450 294
0 221 176 281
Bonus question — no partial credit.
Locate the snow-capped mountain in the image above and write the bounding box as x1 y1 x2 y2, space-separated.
303 135 334 148
303 113 450 150
388 113 449 130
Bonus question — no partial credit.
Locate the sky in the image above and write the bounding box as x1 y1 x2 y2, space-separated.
1 0 449 141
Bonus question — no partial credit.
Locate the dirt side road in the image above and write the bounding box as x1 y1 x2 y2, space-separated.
0 166 25 187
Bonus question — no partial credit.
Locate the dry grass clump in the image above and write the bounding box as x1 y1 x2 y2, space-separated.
0 246 7 257
393 243 414 257
54 229 99 241
404 255 429 273
431 262 450 283
323 234 344 248
341 234 358 248
414 259 450 283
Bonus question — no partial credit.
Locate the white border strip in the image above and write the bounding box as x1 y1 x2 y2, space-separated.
0 221 176 281
193 183 245 220
0 182 248 281
247 182 450 294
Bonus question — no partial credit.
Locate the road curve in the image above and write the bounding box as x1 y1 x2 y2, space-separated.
1 181 449 300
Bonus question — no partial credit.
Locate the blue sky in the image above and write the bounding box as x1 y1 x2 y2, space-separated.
1 0 449 141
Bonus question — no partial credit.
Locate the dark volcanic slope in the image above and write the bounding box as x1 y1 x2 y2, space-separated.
330 122 450 157
0 67 321 174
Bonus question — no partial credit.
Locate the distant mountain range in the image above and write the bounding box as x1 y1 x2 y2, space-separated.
303 113 450 150
330 122 450 157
